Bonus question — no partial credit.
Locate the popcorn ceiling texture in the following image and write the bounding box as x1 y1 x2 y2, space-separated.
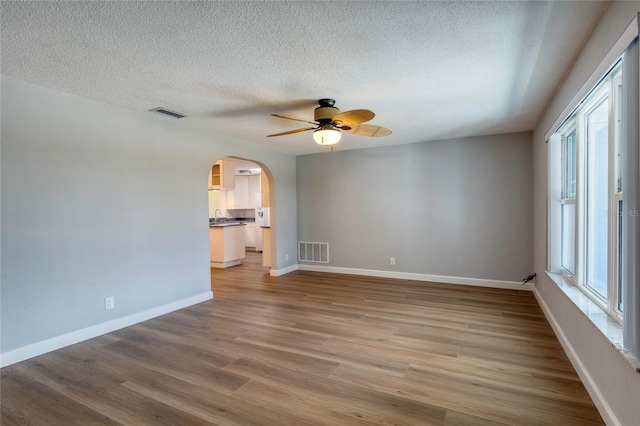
0 1 606 155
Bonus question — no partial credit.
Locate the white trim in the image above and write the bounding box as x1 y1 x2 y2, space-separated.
545 14 638 141
0 291 213 368
269 264 298 276
297 264 531 291
211 260 242 268
532 287 620 426
548 133 563 274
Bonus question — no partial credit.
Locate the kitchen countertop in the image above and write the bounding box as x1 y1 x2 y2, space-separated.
210 222 247 228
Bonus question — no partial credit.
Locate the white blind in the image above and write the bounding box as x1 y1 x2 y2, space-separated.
622 38 640 359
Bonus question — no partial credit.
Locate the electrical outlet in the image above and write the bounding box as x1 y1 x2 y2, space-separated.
285 254 289 261
390 257 396 266
105 296 115 310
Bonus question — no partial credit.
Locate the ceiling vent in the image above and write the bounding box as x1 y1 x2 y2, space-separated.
149 107 187 119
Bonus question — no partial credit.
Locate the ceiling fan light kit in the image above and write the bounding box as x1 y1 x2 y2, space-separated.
267 98 391 149
313 125 341 145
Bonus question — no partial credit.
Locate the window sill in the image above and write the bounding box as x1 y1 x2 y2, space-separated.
545 271 640 373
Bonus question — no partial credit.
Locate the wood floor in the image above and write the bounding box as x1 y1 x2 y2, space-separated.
1 252 603 425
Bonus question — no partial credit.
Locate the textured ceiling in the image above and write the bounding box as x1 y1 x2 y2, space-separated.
1 1 607 155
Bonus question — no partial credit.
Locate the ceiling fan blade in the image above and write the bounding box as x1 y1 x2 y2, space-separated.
267 127 316 137
271 113 319 125
344 124 392 137
332 109 375 126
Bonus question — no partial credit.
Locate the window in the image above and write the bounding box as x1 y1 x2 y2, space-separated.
553 62 623 322
561 127 576 276
545 17 640 365
586 97 609 298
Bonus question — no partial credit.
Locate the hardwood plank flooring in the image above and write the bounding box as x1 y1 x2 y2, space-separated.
1 252 604 425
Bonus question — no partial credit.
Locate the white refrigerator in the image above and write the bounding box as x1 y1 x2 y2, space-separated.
255 207 264 252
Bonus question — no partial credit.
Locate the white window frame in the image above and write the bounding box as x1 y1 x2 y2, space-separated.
560 122 577 280
612 73 624 316
582 85 609 304
555 64 623 325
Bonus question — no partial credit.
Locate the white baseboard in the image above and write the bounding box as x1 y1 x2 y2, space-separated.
270 264 298 276
0 291 213 368
532 288 619 426
297 264 531 291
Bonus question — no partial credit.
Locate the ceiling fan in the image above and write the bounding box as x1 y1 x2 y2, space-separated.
267 98 392 148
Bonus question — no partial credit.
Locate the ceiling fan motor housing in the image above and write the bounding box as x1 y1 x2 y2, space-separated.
314 98 339 123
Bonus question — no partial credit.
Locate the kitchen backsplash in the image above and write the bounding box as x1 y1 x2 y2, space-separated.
226 208 256 219
209 217 255 225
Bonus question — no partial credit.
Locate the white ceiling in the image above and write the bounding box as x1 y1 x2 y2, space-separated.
1 1 607 155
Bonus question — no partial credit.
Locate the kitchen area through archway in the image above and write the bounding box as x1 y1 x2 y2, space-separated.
207 158 272 276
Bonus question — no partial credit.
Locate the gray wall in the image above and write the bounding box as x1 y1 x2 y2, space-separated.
1 77 298 354
297 132 533 282
532 2 640 425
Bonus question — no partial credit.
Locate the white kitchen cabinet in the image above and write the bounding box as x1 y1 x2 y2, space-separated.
209 159 235 190
244 222 256 248
248 175 260 208
231 174 261 208
234 175 249 207
210 224 246 268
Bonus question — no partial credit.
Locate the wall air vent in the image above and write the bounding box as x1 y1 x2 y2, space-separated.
149 107 187 119
298 241 329 263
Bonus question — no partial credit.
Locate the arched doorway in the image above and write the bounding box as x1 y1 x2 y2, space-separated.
206 156 275 276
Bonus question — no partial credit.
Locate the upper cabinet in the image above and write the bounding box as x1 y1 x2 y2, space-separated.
232 174 261 208
248 174 261 207
209 159 235 190
234 175 249 207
